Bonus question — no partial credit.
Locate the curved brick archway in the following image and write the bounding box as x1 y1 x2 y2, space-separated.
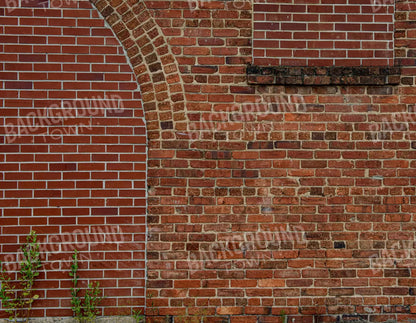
89 0 186 140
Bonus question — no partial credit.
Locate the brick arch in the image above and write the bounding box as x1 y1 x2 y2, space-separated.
89 0 186 138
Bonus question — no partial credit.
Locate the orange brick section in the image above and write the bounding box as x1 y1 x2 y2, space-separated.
146 0 416 321
2 0 416 322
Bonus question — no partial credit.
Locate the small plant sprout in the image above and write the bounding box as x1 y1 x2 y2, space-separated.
132 308 145 322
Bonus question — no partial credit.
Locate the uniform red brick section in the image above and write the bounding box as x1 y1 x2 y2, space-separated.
253 0 395 66
2 0 416 321
0 0 147 316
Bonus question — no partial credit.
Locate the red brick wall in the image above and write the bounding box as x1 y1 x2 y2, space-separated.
0 0 146 316
2 0 416 321
253 0 395 66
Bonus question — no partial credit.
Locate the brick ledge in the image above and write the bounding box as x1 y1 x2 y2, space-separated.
247 65 401 85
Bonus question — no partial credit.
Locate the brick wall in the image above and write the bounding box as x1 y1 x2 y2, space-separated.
253 0 395 66
0 0 147 316
2 0 416 321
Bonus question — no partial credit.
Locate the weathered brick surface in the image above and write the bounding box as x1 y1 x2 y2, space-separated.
145 0 416 321
1 0 416 321
246 66 401 85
